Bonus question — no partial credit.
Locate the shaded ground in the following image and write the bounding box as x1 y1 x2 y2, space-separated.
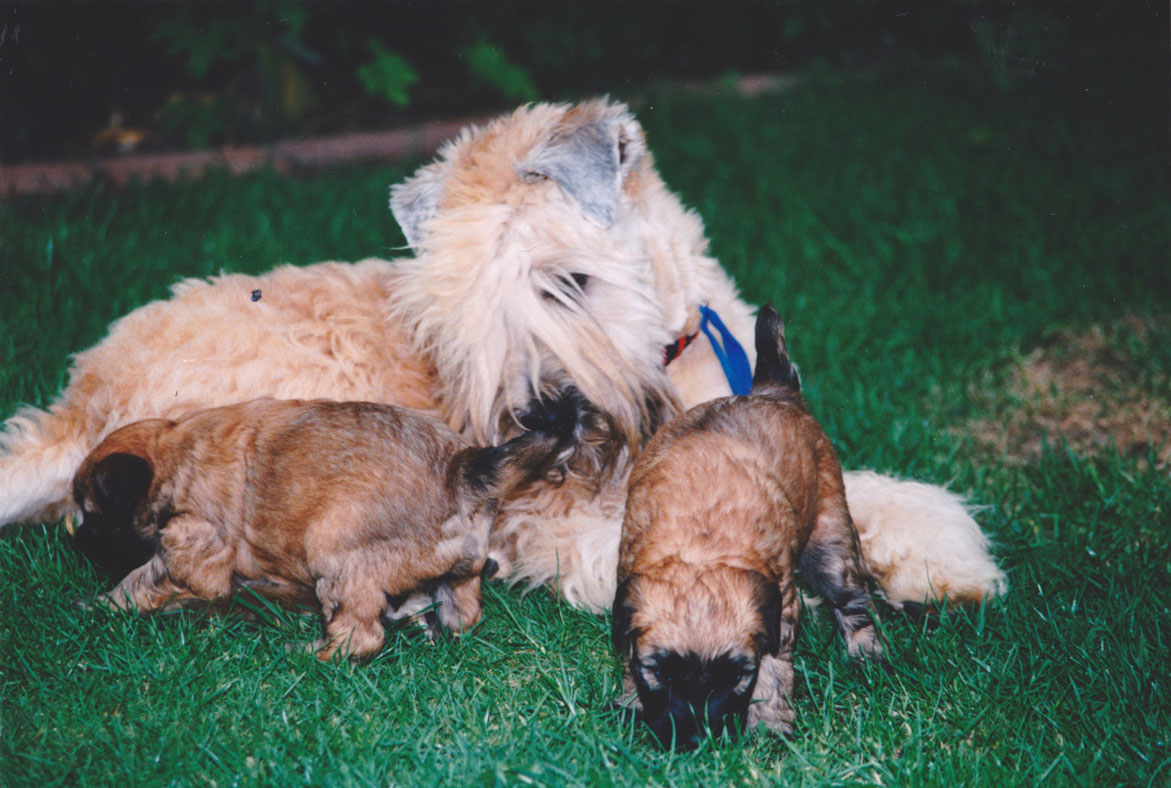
965 316 1171 469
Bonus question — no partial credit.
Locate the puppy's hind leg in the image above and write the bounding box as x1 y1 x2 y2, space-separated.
313 573 388 662
435 574 483 633
390 573 483 641
800 496 885 662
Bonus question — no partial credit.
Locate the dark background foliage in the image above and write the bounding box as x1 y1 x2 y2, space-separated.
1 1 1166 164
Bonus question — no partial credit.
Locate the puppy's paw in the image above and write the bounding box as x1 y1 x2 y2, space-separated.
897 600 942 631
608 688 642 721
845 623 887 664
83 591 136 612
746 698 796 737
387 608 443 642
286 638 331 659
74 596 99 612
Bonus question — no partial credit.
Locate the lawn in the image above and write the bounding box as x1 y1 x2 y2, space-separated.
1 60 1169 787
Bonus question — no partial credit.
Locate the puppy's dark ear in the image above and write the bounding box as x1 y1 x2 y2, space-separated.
611 576 640 655
753 574 783 656
90 453 153 517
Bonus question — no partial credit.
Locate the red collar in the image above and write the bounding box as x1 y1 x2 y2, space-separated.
663 331 699 366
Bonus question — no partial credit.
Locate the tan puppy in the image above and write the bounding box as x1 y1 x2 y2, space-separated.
1 99 1006 615
72 392 584 660
612 304 883 750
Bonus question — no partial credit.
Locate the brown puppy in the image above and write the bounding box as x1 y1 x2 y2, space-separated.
612 304 884 750
72 392 584 661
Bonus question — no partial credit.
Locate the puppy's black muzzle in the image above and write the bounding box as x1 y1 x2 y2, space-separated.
632 650 757 751
73 515 155 582
641 692 748 751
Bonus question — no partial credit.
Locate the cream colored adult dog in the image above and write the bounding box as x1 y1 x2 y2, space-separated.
0 98 1006 612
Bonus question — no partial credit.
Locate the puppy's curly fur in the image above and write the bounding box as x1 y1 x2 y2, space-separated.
73 393 583 660
613 305 883 750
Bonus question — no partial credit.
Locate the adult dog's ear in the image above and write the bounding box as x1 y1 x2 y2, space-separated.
90 453 153 518
752 573 783 657
611 575 641 655
389 160 449 252
519 102 646 229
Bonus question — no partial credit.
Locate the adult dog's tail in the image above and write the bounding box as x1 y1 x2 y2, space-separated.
751 302 801 394
0 403 101 527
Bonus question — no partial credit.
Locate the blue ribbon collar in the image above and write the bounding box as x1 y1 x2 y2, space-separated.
697 304 753 396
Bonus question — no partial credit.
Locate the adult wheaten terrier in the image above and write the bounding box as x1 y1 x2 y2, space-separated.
73 391 584 660
0 98 1006 613
613 304 883 750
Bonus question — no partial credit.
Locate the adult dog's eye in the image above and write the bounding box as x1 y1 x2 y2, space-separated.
542 272 590 303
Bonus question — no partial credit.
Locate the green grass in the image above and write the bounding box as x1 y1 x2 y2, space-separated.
2 61 1169 787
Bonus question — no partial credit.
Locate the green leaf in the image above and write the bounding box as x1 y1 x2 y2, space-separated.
462 39 539 103
356 40 419 109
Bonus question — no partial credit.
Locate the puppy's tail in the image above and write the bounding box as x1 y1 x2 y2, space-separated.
751 302 801 394
0 403 100 528
455 387 588 506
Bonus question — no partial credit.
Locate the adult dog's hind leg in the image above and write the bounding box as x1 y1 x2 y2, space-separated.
843 470 1007 608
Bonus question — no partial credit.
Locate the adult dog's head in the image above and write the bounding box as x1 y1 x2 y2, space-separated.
389 99 729 466
388 99 758 608
611 565 782 750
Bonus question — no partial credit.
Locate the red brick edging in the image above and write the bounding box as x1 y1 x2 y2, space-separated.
0 74 799 198
0 117 487 198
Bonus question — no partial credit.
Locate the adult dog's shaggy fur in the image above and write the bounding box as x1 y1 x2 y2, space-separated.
612 305 883 750
73 393 583 660
0 98 1006 612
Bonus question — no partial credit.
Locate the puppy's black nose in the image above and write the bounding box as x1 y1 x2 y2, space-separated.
648 723 701 752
